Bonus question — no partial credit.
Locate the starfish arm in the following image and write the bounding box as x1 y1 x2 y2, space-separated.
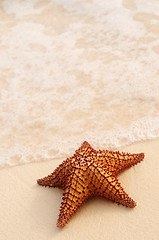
37 159 71 189
57 169 89 228
97 173 136 208
102 150 144 174
75 141 95 157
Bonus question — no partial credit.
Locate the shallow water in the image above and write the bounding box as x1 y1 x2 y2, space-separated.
0 0 159 167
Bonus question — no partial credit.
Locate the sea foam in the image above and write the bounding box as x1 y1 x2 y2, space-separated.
0 0 159 167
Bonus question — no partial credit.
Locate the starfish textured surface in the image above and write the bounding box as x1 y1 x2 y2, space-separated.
37 141 144 228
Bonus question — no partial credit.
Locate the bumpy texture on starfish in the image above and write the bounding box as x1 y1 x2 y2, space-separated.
37 141 144 228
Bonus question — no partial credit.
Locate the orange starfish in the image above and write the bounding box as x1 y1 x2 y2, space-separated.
37 141 144 228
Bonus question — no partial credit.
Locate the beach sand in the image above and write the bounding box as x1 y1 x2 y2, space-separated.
0 1 159 239
0 138 159 240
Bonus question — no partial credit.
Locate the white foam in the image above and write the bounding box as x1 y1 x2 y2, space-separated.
0 0 159 167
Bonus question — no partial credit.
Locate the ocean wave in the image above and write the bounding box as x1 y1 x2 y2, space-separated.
0 0 159 167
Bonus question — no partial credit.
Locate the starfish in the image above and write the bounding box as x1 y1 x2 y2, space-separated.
37 141 144 228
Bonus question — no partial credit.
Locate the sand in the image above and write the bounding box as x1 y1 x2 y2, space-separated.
0 1 159 239
0 138 159 240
